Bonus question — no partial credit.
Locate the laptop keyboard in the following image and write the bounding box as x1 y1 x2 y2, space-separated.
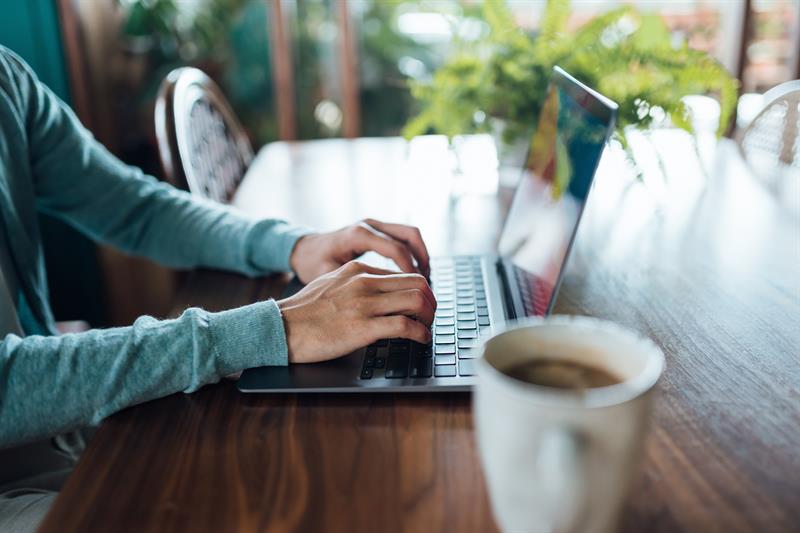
360 255 490 380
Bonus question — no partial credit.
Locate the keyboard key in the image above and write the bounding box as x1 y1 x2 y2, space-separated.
390 343 410 355
457 298 475 306
436 309 454 318
411 342 432 357
360 367 374 379
435 354 456 365
364 356 375 367
374 357 386 368
435 344 456 355
436 317 455 327
410 357 433 378
435 365 457 378
458 348 477 359
385 355 409 378
458 359 476 376
436 295 454 303
457 330 478 339
438 302 454 310
478 316 490 327
457 320 477 330
435 335 455 345
458 338 477 349
457 305 476 313
457 312 474 321
477 306 489 317
435 325 455 335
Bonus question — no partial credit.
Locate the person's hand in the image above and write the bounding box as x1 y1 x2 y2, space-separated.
289 218 430 284
278 261 435 363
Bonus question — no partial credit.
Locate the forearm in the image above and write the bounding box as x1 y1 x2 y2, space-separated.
5 46 309 276
0 301 287 448
37 147 311 275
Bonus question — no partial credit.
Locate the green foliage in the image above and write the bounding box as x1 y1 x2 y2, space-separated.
403 0 739 151
121 0 247 61
119 0 277 142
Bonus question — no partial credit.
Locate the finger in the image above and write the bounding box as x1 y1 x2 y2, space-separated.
363 219 431 276
354 223 418 274
339 260 398 278
357 273 436 311
371 315 432 344
367 290 435 327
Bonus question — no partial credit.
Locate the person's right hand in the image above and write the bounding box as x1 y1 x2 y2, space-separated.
277 261 436 364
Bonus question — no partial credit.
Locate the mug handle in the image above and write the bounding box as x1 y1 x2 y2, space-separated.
537 428 588 531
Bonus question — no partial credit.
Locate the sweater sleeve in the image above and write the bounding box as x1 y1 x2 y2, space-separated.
7 48 311 275
0 300 287 448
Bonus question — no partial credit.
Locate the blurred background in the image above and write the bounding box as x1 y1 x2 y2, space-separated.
0 0 798 326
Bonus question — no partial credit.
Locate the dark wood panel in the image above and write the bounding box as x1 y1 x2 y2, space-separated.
268 0 296 141
40 137 800 532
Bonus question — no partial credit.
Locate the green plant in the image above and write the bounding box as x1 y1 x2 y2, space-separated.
403 0 739 158
121 0 247 62
119 0 279 142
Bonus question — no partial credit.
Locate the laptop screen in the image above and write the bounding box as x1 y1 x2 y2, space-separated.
497 67 617 316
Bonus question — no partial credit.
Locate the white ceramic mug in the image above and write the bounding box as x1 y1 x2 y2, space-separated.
474 316 665 533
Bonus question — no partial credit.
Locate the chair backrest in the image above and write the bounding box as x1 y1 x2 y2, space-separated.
155 68 254 203
736 80 800 182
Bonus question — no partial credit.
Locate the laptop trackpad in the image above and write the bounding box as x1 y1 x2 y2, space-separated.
238 351 364 391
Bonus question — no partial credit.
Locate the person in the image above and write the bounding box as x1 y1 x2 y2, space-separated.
0 46 435 530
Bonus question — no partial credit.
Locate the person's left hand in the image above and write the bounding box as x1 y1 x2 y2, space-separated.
289 218 430 284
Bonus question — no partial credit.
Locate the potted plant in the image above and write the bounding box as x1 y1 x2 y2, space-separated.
403 0 739 177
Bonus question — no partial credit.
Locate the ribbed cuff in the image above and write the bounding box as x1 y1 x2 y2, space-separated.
208 300 289 376
248 219 315 273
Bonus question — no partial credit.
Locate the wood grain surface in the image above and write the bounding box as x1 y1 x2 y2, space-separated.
40 136 800 532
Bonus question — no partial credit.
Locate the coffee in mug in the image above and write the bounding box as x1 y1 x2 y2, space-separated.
504 359 622 390
474 316 664 533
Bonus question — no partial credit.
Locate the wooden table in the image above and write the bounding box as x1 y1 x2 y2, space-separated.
41 135 800 532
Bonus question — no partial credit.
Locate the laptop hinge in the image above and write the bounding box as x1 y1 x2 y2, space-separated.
496 259 523 320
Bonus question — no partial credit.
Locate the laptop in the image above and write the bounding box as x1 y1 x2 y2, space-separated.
238 66 618 393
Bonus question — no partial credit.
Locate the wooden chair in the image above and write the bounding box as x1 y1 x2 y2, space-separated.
736 80 800 183
154 68 254 203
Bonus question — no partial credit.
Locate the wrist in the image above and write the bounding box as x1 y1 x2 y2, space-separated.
288 233 317 276
277 297 302 364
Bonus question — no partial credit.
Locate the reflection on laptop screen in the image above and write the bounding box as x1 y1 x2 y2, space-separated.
498 67 617 316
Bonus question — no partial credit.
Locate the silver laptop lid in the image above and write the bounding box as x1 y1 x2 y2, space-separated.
497 66 618 316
